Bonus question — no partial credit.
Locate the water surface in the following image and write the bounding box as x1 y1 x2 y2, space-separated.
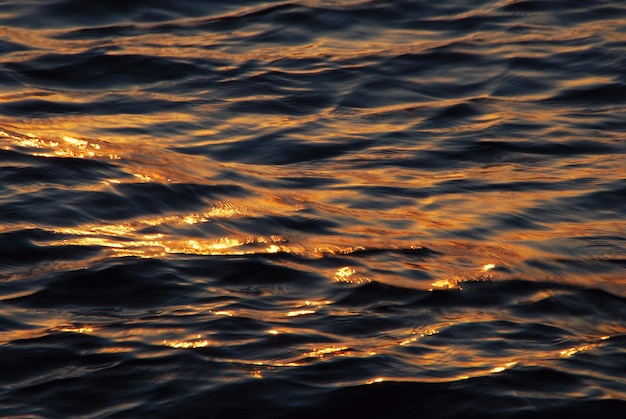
1 0 626 417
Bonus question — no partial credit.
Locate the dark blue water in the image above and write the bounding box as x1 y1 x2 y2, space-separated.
1 1 626 417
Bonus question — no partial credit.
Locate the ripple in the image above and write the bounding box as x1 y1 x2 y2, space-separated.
1 0 626 417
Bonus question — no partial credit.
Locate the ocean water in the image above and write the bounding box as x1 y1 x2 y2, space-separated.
1 0 625 417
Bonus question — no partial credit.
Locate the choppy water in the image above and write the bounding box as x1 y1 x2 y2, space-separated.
1 0 626 417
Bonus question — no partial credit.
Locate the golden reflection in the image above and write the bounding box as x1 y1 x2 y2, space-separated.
334 266 355 281
286 309 316 317
163 335 210 349
399 328 439 346
151 323 618 384
3 11 625 393
61 135 88 148
560 344 595 358
428 261 503 291
307 346 350 358
1 130 121 160
365 377 384 384
313 245 366 257
59 325 94 334
333 266 371 284
164 340 209 349
15 124 600 275
430 278 459 290
263 244 281 253
286 300 331 317
305 300 331 307
272 362 301 368
96 346 135 354
48 211 299 257
490 362 518 374
211 310 234 317
133 173 152 182
421 329 439 337
0 128 231 187
482 263 496 272
399 337 416 346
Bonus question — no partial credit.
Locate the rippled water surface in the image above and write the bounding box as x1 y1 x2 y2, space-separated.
1 0 626 417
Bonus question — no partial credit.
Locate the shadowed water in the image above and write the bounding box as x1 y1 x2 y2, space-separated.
1 0 625 417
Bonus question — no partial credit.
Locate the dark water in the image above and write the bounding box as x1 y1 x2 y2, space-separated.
1 0 626 417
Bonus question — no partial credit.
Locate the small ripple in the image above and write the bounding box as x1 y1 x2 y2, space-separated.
7 258 194 309
5 53 205 89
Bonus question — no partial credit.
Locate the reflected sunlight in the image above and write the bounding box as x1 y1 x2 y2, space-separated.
430 278 459 290
490 362 518 374
59 325 94 334
365 377 384 384
48 215 298 258
560 344 594 358
334 266 355 282
286 300 331 317
307 346 350 358
163 335 210 349
211 310 234 317
333 266 372 284
1 130 121 160
286 310 316 317
482 263 496 272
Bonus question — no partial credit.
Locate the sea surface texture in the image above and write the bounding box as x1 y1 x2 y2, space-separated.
1 0 626 417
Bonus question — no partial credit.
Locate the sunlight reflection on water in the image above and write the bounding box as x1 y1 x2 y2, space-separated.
1 0 625 416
